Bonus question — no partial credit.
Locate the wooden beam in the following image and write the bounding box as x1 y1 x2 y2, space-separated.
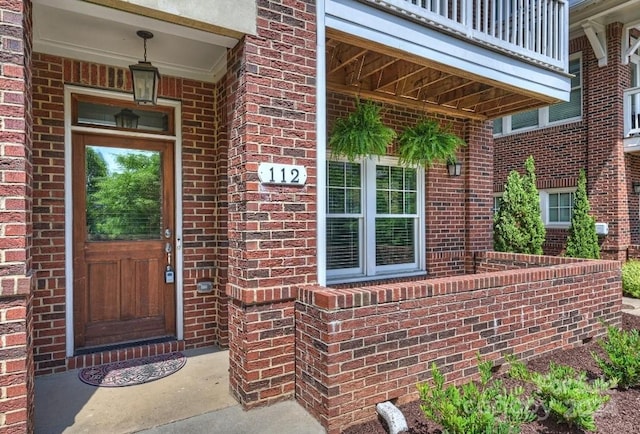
327 81 487 120
326 28 560 105
328 44 368 75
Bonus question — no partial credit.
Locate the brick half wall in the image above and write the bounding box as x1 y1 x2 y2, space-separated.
295 252 621 433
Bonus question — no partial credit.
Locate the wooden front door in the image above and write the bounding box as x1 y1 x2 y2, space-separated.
73 133 175 349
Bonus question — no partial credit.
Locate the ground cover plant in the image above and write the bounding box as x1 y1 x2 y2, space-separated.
418 357 535 434
344 313 640 434
621 260 640 298
593 324 640 390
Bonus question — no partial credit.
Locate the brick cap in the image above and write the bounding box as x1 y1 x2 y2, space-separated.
298 252 620 310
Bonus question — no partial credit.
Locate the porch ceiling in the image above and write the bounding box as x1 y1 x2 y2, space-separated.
326 29 559 121
32 0 237 83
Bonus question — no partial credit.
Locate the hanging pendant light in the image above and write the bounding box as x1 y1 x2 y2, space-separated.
129 30 160 105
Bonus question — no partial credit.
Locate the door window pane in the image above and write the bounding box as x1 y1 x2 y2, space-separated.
76 101 171 133
86 146 162 240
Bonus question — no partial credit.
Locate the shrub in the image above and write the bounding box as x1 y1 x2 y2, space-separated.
565 168 600 259
593 324 640 389
494 156 545 254
622 260 640 298
418 357 535 434
507 360 614 432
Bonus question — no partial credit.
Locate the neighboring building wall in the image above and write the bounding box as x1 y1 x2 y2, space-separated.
0 0 35 432
296 252 621 433
225 0 318 407
30 54 228 374
494 23 633 259
586 23 630 260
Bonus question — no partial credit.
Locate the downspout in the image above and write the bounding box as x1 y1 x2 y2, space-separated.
317 0 327 286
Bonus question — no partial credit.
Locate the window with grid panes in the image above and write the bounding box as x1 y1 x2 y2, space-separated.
326 158 424 282
548 191 574 224
493 55 582 135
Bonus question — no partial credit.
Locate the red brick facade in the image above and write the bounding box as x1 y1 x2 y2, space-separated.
494 23 639 260
297 252 621 433
0 1 627 433
30 55 228 374
225 0 318 407
0 0 35 432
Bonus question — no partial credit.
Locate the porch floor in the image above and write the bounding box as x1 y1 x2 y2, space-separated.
35 347 325 434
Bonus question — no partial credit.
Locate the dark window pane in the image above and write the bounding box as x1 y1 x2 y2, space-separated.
376 218 415 266
326 218 360 270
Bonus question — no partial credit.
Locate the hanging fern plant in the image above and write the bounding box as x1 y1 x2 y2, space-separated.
329 100 396 161
398 119 465 168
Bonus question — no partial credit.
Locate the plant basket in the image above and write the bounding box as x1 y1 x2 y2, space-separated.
328 100 396 161
397 119 465 168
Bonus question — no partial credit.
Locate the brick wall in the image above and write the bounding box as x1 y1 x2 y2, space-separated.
1 0 35 432
296 252 621 433
327 93 494 278
225 0 318 408
494 24 634 259
30 54 227 374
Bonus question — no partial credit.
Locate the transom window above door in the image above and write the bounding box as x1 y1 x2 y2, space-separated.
72 94 174 135
326 157 425 283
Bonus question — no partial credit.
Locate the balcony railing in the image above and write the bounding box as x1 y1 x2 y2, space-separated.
361 0 568 72
625 86 640 138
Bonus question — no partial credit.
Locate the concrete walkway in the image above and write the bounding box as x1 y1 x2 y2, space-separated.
35 297 640 434
35 347 325 434
622 295 640 315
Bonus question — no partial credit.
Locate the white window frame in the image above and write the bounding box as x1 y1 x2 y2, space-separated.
492 193 503 215
494 53 583 136
540 188 576 229
326 156 426 284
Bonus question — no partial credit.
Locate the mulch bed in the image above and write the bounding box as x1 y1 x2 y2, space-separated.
344 313 640 434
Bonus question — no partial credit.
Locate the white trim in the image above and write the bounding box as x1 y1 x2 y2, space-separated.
582 21 607 67
63 85 183 356
494 54 582 137
326 156 426 284
317 0 327 287
326 0 571 102
622 19 640 65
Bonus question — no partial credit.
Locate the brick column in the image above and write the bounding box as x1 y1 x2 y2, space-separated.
225 1 317 407
465 119 494 271
0 0 35 432
587 23 630 260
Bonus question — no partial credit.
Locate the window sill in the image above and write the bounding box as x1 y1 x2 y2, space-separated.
327 271 428 288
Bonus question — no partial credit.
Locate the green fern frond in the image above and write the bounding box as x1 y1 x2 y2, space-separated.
328 100 396 161
398 119 465 168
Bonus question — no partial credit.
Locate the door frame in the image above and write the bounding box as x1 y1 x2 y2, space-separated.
63 85 184 357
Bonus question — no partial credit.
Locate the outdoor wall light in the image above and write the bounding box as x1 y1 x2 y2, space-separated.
447 160 462 177
633 181 640 194
129 30 160 105
114 108 139 129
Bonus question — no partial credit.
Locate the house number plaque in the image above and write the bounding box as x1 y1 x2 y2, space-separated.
258 163 307 186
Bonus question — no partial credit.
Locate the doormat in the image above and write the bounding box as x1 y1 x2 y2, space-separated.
78 352 186 387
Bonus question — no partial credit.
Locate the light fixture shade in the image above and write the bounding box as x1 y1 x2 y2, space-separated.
447 161 462 176
130 61 160 105
114 108 140 129
633 181 640 194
